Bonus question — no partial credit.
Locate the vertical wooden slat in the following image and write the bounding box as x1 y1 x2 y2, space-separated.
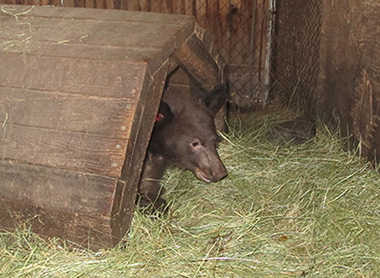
172 0 179 14
185 0 192 15
95 0 105 8
139 0 150 12
196 0 207 27
26 0 41 5
163 0 172 14
85 0 95 8
63 0 74 7
49 0 62 6
75 0 85 7
105 0 114 9
242 0 252 61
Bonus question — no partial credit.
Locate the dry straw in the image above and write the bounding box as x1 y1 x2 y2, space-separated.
0 107 379 277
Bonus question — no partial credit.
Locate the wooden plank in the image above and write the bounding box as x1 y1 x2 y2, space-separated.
0 198 115 249
0 160 118 217
0 159 133 250
49 0 62 6
74 0 85 7
0 119 135 251
85 0 95 8
63 0 74 7
185 0 193 15
114 61 170 237
105 0 114 9
174 32 220 91
196 0 207 27
168 67 190 86
94 0 106 8
0 16 191 49
0 88 134 138
0 53 146 98
0 39 161 62
0 8 197 91
0 4 194 24
0 124 128 177
138 0 150 11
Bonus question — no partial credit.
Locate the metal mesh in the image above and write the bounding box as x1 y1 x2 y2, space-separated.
270 0 322 118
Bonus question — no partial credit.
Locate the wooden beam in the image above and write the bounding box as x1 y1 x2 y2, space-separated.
173 32 221 91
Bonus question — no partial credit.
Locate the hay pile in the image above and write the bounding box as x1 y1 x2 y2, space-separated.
1 108 379 277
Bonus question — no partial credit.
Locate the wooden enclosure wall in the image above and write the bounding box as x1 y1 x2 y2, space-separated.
318 0 380 162
0 0 271 106
272 0 380 165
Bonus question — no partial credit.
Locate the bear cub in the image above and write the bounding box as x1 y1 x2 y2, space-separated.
137 83 228 213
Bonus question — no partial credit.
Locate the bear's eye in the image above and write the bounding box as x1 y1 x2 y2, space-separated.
192 141 200 147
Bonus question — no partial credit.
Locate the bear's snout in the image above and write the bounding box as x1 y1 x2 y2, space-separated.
194 162 227 183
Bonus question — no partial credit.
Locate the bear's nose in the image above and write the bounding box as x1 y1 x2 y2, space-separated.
212 163 228 181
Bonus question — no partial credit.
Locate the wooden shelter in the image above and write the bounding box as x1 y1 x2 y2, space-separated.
0 5 225 250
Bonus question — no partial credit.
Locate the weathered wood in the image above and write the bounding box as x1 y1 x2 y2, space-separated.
168 67 191 86
114 62 170 239
0 160 117 217
0 53 146 98
0 4 194 23
85 0 95 8
0 5 225 249
0 160 124 249
1 124 128 177
0 88 134 138
174 34 220 91
0 16 192 48
0 0 266 101
0 198 115 249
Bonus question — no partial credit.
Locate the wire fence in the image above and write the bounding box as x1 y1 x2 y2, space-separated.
270 0 322 118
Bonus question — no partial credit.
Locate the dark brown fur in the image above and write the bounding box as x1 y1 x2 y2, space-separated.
137 84 228 213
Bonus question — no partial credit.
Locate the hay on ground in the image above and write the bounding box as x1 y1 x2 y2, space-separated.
0 107 379 277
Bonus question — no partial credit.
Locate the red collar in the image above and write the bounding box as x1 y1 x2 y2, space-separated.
155 113 164 122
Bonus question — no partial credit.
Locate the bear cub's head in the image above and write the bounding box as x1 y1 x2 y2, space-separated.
149 84 228 183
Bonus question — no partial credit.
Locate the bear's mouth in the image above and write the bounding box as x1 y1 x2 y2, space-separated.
194 168 212 183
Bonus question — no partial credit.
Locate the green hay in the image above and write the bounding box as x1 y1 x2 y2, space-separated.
1 108 379 277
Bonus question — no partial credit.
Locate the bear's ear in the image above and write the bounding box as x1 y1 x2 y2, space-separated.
155 101 174 126
200 84 228 115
